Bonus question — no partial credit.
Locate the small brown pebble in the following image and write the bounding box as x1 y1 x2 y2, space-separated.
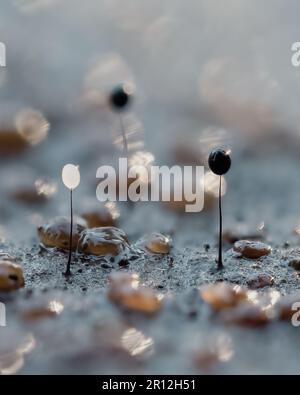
276 291 300 321
11 179 56 205
0 105 49 154
0 260 25 292
81 205 117 228
200 282 248 311
247 274 274 289
101 262 112 269
233 240 272 259
118 259 129 267
37 216 86 250
108 272 138 288
194 348 222 369
0 128 28 154
11 187 47 205
204 243 210 251
145 232 172 254
194 336 233 369
78 227 129 256
108 272 161 314
21 301 63 321
220 303 270 327
288 259 300 271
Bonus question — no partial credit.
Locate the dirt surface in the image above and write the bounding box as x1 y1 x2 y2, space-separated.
1 0 300 376
1 148 300 375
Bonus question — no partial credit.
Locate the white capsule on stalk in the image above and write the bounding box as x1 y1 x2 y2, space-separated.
62 164 80 190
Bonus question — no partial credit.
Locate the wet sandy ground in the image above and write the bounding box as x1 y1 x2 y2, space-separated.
1 146 300 374
1 0 300 376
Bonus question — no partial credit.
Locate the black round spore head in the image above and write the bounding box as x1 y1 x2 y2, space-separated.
109 84 132 110
208 149 231 176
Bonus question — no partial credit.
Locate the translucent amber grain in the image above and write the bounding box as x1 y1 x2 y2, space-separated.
78 227 129 256
0 260 25 292
108 272 161 314
233 240 271 259
37 216 86 250
201 282 248 311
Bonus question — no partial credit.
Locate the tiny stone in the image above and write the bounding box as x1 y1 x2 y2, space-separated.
145 232 172 254
204 243 210 251
233 240 272 259
21 301 63 321
200 282 248 311
247 274 275 289
277 291 300 321
288 258 300 271
194 336 233 369
81 205 116 228
194 348 221 370
168 256 174 266
220 303 270 327
101 262 112 269
129 255 139 261
108 272 161 314
0 260 25 292
11 186 48 205
37 216 86 250
78 227 130 256
118 259 129 267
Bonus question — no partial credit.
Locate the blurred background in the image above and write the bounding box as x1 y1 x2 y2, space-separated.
1 0 300 247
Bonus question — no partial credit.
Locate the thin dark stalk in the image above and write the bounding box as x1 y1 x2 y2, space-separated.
65 189 73 276
119 114 128 156
218 175 223 270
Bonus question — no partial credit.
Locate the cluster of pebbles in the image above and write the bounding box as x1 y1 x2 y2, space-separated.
37 215 171 258
1 211 300 374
